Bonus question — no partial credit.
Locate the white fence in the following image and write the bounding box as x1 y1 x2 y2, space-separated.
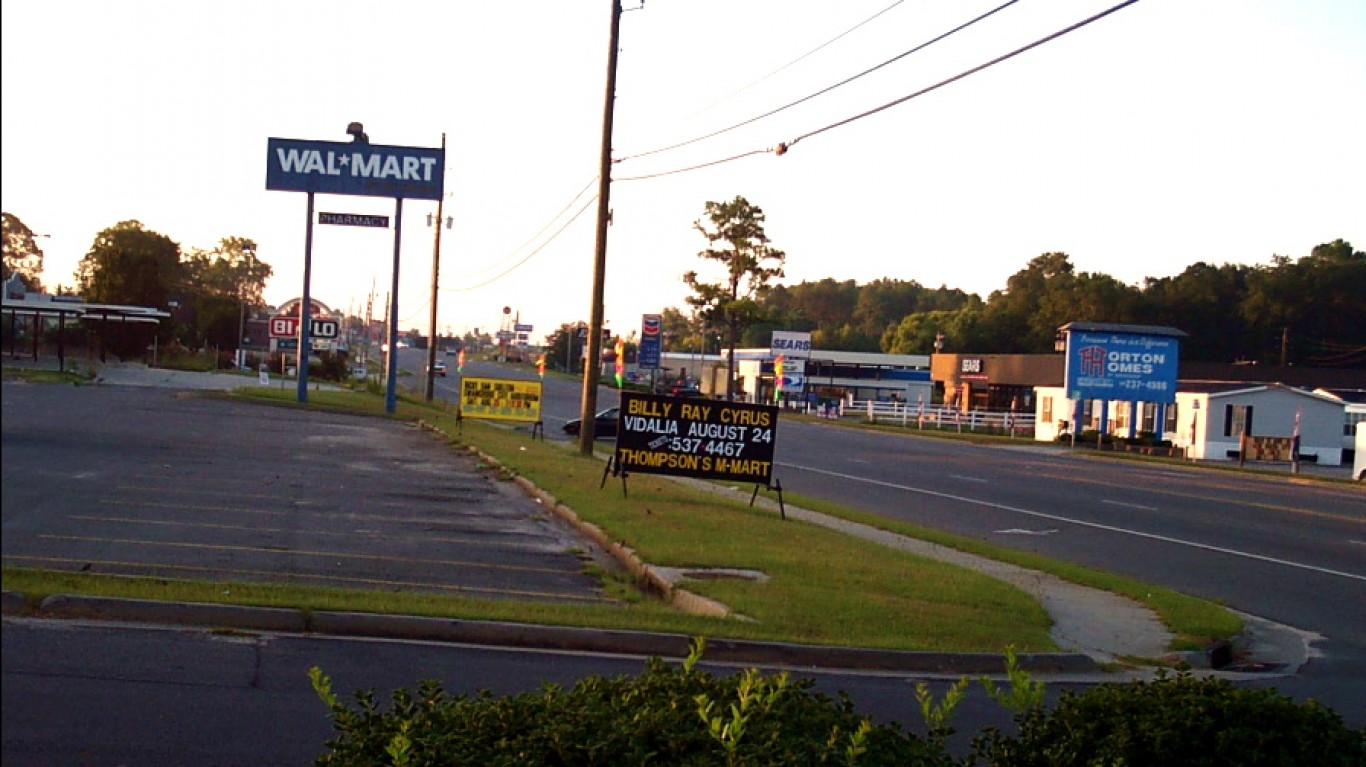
845 399 1036 435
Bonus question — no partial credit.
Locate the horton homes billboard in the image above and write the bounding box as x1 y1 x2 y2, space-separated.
1062 322 1184 404
266 138 444 200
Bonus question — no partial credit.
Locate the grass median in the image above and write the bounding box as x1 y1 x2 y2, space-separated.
2 384 1238 655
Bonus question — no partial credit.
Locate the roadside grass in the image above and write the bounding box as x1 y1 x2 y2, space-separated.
3 382 1240 656
0 366 89 385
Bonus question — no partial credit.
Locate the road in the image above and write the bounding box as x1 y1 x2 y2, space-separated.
2 616 1029 766
770 418 1366 721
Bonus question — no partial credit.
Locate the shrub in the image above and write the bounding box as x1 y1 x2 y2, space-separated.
311 642 953 767
972 670 1365 766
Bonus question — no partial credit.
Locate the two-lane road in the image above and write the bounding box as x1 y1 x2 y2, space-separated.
773 418 1365 720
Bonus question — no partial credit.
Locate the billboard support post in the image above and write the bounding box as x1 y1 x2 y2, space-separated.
266 130 444 413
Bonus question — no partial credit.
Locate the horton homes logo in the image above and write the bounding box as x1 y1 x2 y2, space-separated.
266 138 444 200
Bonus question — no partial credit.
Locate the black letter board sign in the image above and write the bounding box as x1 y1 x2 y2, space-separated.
615 391 778 486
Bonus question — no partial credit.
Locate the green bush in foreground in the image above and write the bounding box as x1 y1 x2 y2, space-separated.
311 644 1363 767
973 670 1364 767
311 639 953 767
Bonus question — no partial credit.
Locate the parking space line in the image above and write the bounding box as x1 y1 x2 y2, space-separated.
37 535 582 576
0 555 613 603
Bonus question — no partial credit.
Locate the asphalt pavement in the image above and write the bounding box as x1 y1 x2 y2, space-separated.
0 361 1314 680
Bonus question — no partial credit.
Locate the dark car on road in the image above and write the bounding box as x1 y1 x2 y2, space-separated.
430 361 448 377
562 407 620 438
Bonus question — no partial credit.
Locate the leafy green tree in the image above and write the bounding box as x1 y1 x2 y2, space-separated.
881 302 985 354
684 196 786 399
1140 261 1252 362
1 212 46 292
179 237 271 350
77 220 182 308
1240 239 1365 366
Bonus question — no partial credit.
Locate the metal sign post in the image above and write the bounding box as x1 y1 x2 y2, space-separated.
266 128 444 412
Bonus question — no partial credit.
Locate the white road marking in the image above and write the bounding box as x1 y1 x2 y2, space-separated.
995 528 1058 536
1102 499 1158 511
779 461 1366 582
950 475 988 483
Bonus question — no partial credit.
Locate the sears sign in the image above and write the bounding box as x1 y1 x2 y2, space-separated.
1064 329 1180 403
770 330 812 359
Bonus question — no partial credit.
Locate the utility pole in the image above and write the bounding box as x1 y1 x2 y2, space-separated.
578 0 623 456
424 132 448 402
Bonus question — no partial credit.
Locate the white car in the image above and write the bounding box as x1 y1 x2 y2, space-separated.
430 361 448 377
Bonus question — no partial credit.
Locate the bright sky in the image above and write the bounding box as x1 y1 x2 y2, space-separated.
3 1 1363 342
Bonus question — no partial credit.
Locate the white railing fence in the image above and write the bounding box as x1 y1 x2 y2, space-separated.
845 399 1037 435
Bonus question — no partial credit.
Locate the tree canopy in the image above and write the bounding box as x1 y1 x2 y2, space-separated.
2 212 46 292
684 196 786 398
733 240 1362 367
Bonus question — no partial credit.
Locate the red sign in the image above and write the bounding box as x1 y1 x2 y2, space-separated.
269 315 339 339
270 316 298 338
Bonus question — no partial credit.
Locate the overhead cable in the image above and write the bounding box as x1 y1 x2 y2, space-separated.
445 175 598 282
615 0 1019 164
616 0 1140 181
782 0 1141 152
442 194 599 292
683 0 906 121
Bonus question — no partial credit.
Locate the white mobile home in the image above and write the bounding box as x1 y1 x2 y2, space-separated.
1033 382 1347 466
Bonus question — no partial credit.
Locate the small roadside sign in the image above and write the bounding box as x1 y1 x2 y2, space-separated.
318 212 390 228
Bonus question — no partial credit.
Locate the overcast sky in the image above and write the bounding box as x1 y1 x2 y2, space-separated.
3 0 1363 341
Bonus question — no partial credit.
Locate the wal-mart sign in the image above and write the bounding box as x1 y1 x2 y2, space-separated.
1064 331 1179 403
266 138 444 200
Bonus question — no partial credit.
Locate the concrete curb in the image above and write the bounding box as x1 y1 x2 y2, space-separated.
420 420 734 620
1 591 1096 675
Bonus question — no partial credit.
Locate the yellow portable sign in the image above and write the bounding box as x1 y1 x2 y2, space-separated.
459 377 542 423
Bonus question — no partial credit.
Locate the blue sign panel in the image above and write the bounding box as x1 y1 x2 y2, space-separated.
1065 331 1179 403
266 138 444 200
638 314 661 369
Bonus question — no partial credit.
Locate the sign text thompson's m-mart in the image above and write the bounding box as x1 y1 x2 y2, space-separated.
615 391 778 486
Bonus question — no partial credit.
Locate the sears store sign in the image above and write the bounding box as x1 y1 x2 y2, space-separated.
1065 330 1180 403
770 330 812 358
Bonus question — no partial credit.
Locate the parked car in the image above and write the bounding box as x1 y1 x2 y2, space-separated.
562 407 620 438
430 361 448 377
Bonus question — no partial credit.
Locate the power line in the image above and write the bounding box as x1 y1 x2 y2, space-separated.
442 193 599 292
615 0 1019 164
614 0 1141 182
784 0 1141 152
444 175 598 282
683 0 907 120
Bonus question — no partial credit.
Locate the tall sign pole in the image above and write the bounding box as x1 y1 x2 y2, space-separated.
385 197 404 414
265 126 444 413
578 0 622 456
424 132 447 402
297 192 315 402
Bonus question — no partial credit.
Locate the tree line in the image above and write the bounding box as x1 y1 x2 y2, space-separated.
3 214 272 360
656 198 1361 369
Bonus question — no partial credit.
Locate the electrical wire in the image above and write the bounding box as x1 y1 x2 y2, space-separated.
683 0 906 120
615 0 1019 164
443 175 599 282
615 0 1140 181
614 149 773 182
441 193 599 292
783 0 1140 152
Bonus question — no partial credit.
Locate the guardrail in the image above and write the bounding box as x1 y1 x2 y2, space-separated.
848 400 1036 435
